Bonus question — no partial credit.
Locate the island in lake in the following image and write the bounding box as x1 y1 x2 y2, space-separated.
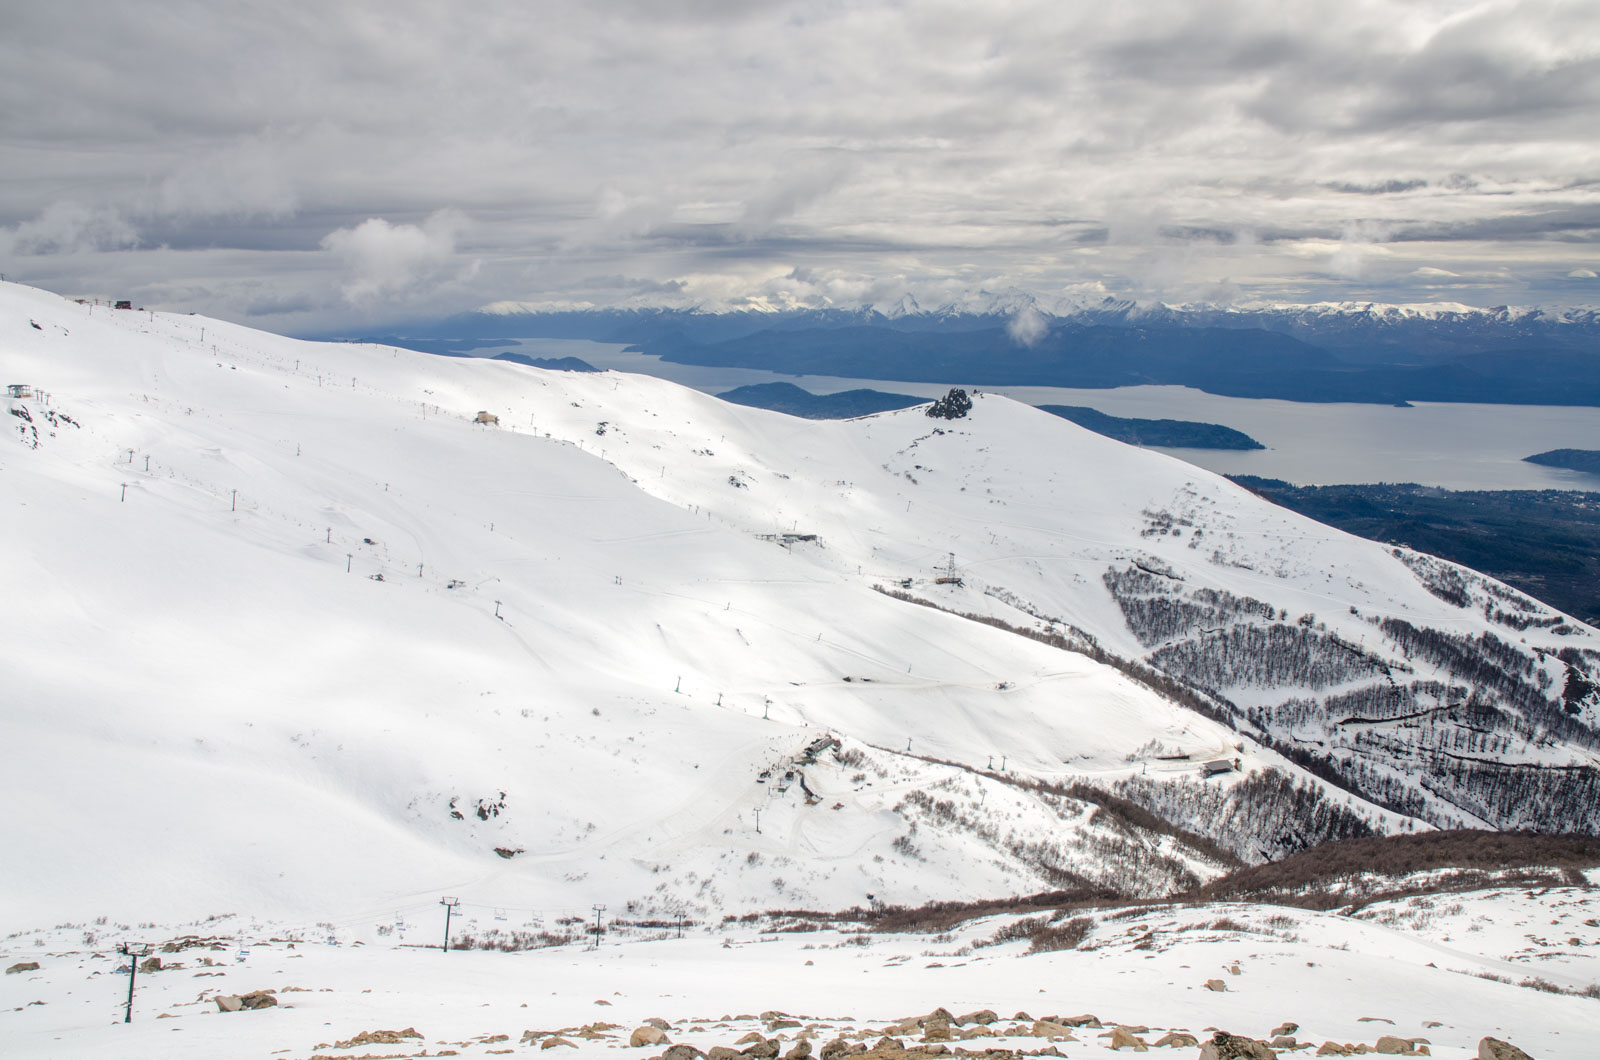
1038 405 1265 449
1526 449 1600 476
718 385 1268 452
717 382 925 419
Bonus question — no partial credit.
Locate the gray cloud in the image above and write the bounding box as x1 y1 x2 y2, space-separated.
3 0 1599 328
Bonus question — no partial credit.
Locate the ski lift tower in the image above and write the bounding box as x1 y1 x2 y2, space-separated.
934 552 963 587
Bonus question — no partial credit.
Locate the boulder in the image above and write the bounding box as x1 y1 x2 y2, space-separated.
1060 1014 1102 1029
744 1039 781 1059
1271 1038 1297 1050
139 956 162 973
1478 1041 1532 1060
631 1027 671 1048
1154 1032 1199 1048
645 1018 675 1031
956 1010 998 1026
710 1049 745 1060
5 962 40 975
1315 1046 1349 1057
919 1008 955 1026
1200 1031 1277 1060
1374 1038 1419 1055
737 1033 769 1046
922 1020 952 1042
957 1026 995 1039
1105 1026 1148 1051
1271 1025 1300 1039
1204 980 1229 992
664 1046 709 1060
215 991 277 1012
819 1039 851 1060
1032 1020 1076 1039
786 1042 813 1059
543 1037 577 1050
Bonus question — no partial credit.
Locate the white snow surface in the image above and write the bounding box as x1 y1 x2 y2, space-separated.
4 888 1597 1060
3 282 1598 1056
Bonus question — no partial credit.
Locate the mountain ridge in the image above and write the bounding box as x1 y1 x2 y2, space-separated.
4 281 1597 938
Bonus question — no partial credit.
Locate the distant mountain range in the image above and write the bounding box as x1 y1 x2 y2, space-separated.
342 299 1600 407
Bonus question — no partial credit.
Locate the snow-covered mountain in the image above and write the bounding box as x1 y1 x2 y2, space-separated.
3 280 1596 939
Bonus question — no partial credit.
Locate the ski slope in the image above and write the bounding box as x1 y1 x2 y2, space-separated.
2 280 1593 933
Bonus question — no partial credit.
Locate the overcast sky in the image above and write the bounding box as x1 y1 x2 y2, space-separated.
4 0 1599 331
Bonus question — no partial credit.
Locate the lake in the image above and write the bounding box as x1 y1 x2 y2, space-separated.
496 338 1600 492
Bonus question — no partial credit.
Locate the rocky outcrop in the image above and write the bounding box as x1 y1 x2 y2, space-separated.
1478 1040 1532 1060
1200 1031 1277 1060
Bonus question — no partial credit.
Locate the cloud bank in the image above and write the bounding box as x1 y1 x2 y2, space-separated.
2 0 1598 328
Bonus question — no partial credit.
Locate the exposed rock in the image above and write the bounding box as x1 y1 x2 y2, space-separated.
761 1011 793 1021
1204 979 1229 992
922 1020 952 1042
926 389 973 420
1200 1031 1277 1060
1374 1038 1421 1055
1271 1026 1300 1039
663 1046 709 1060
1271 1038 1297 1050
710 1048 745 1060
543 1037 577 1049
1060 1014 1102 1029
819 1040 851 1060
645 1018 675 1031
1478 1042 1532 1060
139 956 162 973
214 990 277 1013
334 1028 423 1047
1032 1020 1076 1039
786 1042 813 1059
771 1020 804 1031
632 1026 672 1048
744 1039 781 1059
920 1008 955 1026
958 1026 995 1039
738 1033 770 1046
1120 1026 1151 1035
1104 1026 1149 1051
1315 1046 1349 1057
956 1010 999 1026
1154 1032 1199 1048
5 962 40 975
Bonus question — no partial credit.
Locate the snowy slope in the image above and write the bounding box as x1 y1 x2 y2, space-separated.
2 281 1596 938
